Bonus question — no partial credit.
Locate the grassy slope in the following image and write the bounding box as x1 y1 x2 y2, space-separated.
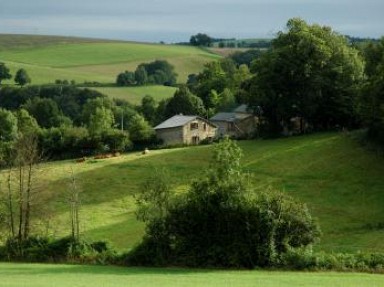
92 86 177 105
2 132 383 253
1 263 384 287
0 34 219 104
0 35 219 85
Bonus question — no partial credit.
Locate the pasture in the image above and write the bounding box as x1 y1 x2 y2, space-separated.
0 263 383 287
1 132 384 253
92 86 177 105
0 34 219 85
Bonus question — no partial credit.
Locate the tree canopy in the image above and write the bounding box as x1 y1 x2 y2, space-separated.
14 68 31 87
0 63 12 84
164 86 206 118
242 18 364 135
190 33 213 47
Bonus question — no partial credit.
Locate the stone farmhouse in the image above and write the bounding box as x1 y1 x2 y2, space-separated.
210 105 258 138
154 115 217 146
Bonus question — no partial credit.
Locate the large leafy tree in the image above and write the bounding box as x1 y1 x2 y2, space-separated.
189 59 250 114
0 108 18 142
360 38 384 144
0 63 12 85
23 97 70 128
189 33 213 47
138 60 177 86
140 95 157 125
164 86 206 118
14 69 31 87
244 18 364 134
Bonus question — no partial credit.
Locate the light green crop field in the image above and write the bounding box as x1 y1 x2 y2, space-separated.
1 132 383 253
92 86 177 105
0 35 219 86
0 263 383 287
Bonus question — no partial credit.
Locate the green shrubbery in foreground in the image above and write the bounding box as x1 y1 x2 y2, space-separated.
0 236 117 265
2 236 384 273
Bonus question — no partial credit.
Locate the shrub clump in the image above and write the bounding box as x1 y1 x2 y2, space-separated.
128 137 321 268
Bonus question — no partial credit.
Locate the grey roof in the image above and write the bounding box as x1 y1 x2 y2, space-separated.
233 104 251 114
210 112 251 122
154 115 219 130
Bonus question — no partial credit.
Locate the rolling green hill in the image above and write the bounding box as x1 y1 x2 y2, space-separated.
1 132 383 253
0 34 219 103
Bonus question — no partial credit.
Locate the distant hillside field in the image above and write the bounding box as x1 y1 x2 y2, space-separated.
1 132 383 253
0 34 220 86
93 86 177 105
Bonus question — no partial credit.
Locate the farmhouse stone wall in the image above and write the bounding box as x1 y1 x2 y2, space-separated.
182 118 217 144
212 116 257 138
156 118 217 145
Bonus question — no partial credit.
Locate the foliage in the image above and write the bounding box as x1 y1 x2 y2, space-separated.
164 86 206 118
243 18 364 135
88 106 115 135
0 108 18 142
135 168 173 223
127 114 154 143
0 63 12 84
229 49 265 67
188 59 250 114
116 71 135 86
360 38 384 145
139 95 157 125
190 33 213 47
14 68 31 87
116 60 177 87
129 137 320 268
138 60 178 86
1 236 115 263
23 97 71 128
134 66 148 85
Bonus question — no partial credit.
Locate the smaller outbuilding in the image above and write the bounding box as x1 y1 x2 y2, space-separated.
154 115 217 146
210 105 257 138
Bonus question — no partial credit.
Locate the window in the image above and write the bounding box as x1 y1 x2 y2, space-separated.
190 122 198 130
203 123 207 131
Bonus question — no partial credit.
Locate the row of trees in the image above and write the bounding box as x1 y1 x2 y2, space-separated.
116 60 177 87
0 86 156 160
0 63 31 87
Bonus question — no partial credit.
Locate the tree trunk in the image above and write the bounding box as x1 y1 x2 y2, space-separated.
23 161 34 239
7 168 15 237
18 163 24 241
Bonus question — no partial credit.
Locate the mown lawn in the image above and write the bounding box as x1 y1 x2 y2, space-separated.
0 263 383 287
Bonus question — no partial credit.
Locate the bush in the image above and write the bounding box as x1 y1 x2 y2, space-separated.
0 236 117 264
128 138 320 268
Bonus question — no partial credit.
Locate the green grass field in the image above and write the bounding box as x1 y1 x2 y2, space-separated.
1 132 383 253
0 263 383 287
0 34 219 86
92 86 177 104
